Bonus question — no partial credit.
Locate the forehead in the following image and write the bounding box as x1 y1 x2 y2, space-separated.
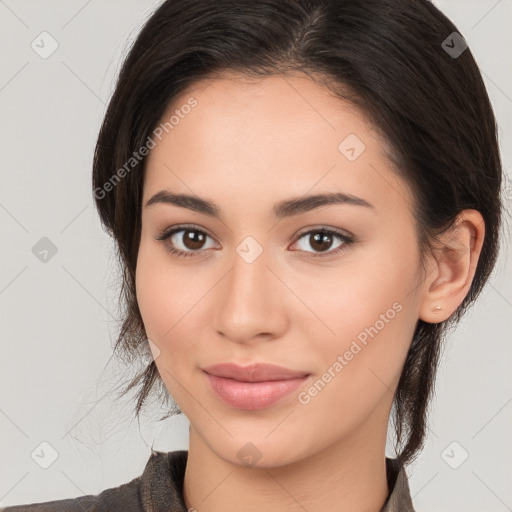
143 72 413 220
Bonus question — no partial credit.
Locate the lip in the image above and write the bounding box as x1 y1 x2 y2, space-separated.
202 362 310 410
202 362 309 381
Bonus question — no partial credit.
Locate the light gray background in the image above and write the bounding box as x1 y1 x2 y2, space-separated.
0 0 511 510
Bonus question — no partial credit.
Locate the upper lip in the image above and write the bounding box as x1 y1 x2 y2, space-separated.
202 362 309 382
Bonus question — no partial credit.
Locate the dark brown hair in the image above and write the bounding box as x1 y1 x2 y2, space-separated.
92 0 503 466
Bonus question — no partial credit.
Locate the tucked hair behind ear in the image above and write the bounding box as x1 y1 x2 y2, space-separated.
92 0 503 466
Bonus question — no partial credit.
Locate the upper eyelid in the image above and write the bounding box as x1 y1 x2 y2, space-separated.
295 224 353 239
157 224 214 239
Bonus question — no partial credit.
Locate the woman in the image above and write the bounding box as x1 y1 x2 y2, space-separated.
2 0 503 510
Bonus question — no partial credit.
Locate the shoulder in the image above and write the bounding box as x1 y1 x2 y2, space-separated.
1 450 188 512
0 473 143 511
0 450 189 512
382 457 416 512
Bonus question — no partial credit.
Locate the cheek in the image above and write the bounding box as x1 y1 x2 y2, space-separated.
136 245 167 339
135 248 194 404
135 240 210 363
289 240 419 348
135 239 185 352
296 298 415 439
291 239 419 402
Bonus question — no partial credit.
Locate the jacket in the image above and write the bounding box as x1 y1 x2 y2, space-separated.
0 450 416 511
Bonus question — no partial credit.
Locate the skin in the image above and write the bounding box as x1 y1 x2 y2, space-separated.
136 72 484 512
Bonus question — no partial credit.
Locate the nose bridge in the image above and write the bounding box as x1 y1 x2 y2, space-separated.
212 238 285 341
226 240 273 313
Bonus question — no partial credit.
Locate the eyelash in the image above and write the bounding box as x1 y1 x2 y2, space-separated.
155 224 354 259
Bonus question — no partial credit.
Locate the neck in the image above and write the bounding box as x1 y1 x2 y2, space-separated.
183 415 390 512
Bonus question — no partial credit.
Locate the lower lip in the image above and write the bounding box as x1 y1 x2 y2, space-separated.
203 372 309 410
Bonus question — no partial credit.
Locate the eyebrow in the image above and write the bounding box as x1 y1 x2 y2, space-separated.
144 190 375 219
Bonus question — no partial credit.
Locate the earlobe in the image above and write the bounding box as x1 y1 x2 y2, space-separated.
419 209 485 324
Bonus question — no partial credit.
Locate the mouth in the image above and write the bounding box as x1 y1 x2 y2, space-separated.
202 361 309 381
202 362 310 410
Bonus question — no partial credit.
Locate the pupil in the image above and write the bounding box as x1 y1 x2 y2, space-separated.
311 232 332 252
184 230 205 250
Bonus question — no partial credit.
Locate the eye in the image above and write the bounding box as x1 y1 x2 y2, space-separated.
156 225 354 259
156 224 218 259
291 227 354 258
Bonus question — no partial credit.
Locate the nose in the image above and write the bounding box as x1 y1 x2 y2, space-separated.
211 246 289 345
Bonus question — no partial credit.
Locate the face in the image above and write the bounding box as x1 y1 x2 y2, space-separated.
136 72 425 467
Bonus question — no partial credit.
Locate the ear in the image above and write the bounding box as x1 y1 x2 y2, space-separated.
418 209 485 323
